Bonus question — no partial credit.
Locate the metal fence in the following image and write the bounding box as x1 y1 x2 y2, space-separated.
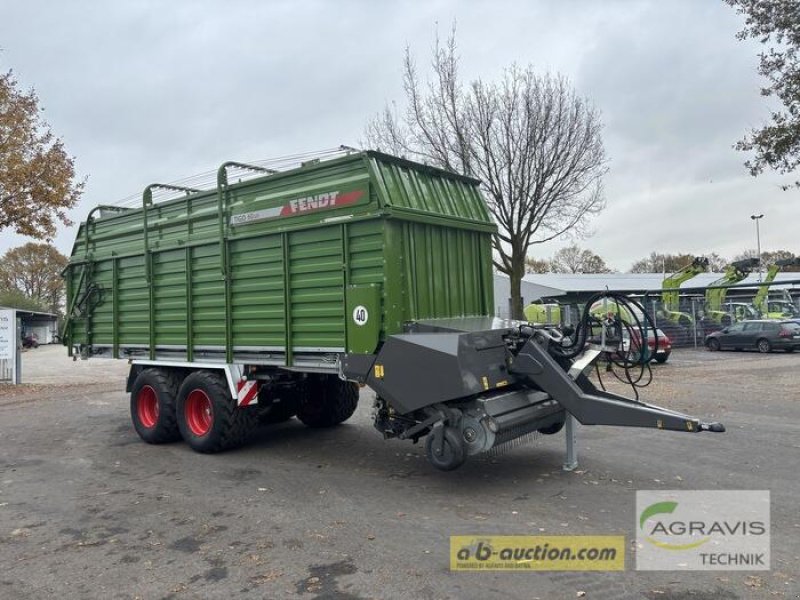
510 279 800 349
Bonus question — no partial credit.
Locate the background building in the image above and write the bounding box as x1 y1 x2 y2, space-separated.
0 307 60 345
493 272 800 316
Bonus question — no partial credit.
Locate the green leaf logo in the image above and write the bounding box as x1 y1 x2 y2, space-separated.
639 501 710 551
639 501 678 529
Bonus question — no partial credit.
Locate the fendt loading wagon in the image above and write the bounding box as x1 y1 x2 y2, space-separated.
64 150 724 470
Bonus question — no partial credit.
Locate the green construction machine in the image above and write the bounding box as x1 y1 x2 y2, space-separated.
753 257 800 318
704 258 760 325
660 257 709 327
523 302 561 324
762 293 800 319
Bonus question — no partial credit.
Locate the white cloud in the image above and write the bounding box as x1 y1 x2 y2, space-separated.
0 0 795 271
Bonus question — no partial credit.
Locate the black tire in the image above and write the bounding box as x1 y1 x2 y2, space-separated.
295 375 359 428
654 352 670 364
537 419 565 435
425 427 466 471
784 347 795 353
258 384 299 424
176 371 258 453
258 380 306 425
706 338 721 352
756 338 771 354
259 402 296 424
130 368 182 444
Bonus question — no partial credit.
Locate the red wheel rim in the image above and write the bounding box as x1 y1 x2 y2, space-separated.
185 389 213 436
137 385 159 429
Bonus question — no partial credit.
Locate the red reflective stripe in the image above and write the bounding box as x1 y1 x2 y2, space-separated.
278 189 364 216
331 189 364 205
237 380 259 406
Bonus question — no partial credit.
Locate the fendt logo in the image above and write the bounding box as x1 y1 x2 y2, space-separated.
286 191 344 214
230 189 366 226
636 491 770 571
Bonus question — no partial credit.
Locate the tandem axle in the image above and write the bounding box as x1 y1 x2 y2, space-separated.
122 304 724 471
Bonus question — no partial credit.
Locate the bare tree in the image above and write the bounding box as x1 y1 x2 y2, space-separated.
525 256 550 274
629 252 701 274
550 244 613 274
732 249 759 263
706 252 728 272
365 30 607 318
735 249 800 271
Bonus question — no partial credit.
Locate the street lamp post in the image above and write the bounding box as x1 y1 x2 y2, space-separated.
751 214 764 282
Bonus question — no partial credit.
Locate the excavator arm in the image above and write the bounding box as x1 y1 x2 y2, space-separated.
662 257 709 312
705 258 759 313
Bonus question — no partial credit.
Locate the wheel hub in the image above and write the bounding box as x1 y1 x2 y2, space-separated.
137 385 159 429
185 389 213 436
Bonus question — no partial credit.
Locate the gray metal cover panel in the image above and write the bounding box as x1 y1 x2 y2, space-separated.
411 316 519 333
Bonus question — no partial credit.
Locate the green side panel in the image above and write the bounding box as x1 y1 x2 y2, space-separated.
191 244 224 347
381 220 404 336
90 260 114 341
347 220 384 286
346 284 381 353
64 263 84 345
287 226 345 349
394 220 494 325
368 154 492 225
229 235 285 348
153 249 188 346
117 255 148 344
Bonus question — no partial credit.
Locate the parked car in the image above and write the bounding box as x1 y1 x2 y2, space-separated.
705 320 800 353
623 328 672 363
21 333 39 349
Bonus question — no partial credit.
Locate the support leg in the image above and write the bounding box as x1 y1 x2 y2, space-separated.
562 414 578 471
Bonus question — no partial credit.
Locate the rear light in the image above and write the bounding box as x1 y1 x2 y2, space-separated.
779 328 793 338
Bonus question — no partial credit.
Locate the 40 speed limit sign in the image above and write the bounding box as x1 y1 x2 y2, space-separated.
352 305 369 326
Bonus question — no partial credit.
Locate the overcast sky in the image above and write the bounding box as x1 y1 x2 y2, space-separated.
0 0 794 271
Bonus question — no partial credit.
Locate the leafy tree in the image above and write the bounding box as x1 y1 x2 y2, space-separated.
629 252 699 273
0 243 68 313
525 256 551 274
724 0 800 185
365 29 607 318
549 244 613 273
1 70 84 239
0 288 48 312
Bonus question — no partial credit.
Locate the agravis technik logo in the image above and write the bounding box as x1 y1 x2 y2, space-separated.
636 490 770 571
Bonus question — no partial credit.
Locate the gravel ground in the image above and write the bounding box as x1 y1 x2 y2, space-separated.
0 345 798 599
